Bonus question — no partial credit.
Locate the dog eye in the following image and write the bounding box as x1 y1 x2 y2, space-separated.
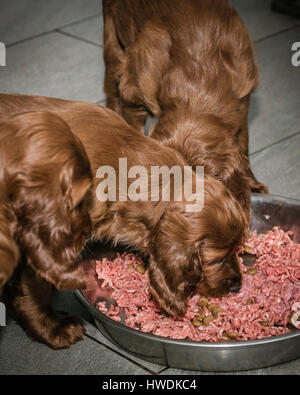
240 94 250 103
76 200 85 209
71 199 84 212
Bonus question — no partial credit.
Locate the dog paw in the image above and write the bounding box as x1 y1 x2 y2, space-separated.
27 311 85 350
46 312 85 349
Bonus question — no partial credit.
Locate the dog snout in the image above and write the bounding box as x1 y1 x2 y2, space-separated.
228 278 242 293
229 284 241 293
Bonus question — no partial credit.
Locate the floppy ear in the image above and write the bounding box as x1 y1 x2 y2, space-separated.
120 21 171 113
148 204 202 317
148 250 201 317
221 12 259 99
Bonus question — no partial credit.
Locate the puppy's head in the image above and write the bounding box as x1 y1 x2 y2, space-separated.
0 112 92 291
148 174 247 317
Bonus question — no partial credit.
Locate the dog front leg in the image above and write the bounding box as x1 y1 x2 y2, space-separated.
12 265 85 349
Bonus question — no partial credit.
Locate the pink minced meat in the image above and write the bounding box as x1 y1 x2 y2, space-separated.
95 227 300 341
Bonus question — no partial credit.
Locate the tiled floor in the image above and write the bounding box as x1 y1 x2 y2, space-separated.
0 0 299 375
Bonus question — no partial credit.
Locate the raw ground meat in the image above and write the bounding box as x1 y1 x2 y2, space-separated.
95 227 300 342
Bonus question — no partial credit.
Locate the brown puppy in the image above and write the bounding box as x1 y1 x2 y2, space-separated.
0 110 92 349
0 94 248 317
102 0 268 223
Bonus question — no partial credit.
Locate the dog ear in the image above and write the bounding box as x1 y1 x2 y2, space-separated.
26 254 86 292
120 21 171 114
148 204 202 317
148 249 201 317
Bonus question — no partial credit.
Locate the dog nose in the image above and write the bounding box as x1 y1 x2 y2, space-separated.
229 284 241 293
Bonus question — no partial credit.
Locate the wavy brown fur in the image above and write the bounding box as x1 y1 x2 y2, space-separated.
0 94 247 318
0 109 92 348
102 0 269 225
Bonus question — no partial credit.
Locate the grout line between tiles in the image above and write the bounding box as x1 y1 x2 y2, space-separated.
6 13 102 48
56 12 101 31
157 367 170 375
55 29 102 48
254 23 300 44
249 129 300 157
84 332 160 375
6 30 55 48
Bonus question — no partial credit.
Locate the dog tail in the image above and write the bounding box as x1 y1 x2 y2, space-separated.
0 171 19 294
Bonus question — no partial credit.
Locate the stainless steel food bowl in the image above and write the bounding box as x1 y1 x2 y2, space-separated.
75 194 300 372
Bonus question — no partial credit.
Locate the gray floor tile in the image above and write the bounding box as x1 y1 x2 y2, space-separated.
250 132 300 200
161 358 300 375
0 32 105 102
61 14 103 47
84 324 166 374
52 291 166 374
0 0 101 46
248 26 300 154
0 318 149 375
232 0 299 42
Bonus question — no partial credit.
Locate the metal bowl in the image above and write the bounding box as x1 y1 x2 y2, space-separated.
75 194 300 372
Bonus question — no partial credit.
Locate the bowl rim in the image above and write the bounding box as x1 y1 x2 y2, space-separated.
75 193 300 348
